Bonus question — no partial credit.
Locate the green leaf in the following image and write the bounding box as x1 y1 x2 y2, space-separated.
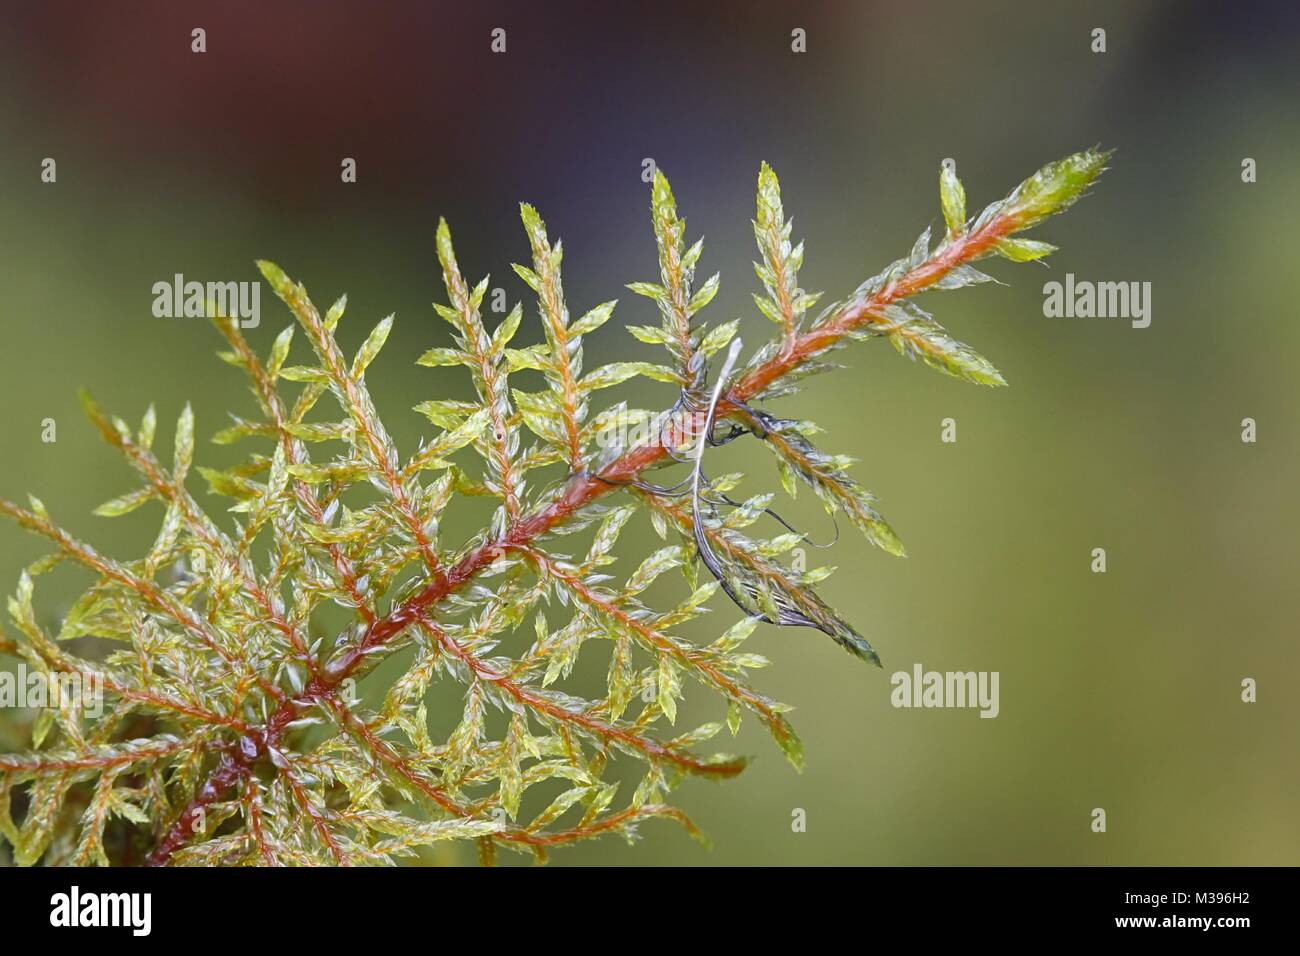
657 654 681 724
626 324 669 345
579 363 646 392
491 303 523 353
324 295 347 331
138 404 157 449
267 326 295 380
504 344 551 372
995 237 1058 262
412 399 477 429
352 314 394 377
620 362 682 384
282 421 353 442
278 365 330 382
774 720 805 771
174 404 195 480
510 262 541 294
626 281 668 303
570 300 617 337
687 272 720 314
416 347 468 368
700 318 740 357
93 488 154 518
756 161 783 227
607 634 636 721
940 163 966 233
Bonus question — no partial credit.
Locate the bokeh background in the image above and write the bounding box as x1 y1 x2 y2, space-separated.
1 0 1297 865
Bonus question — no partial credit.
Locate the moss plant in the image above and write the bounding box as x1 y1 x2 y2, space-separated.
0 149 1108 866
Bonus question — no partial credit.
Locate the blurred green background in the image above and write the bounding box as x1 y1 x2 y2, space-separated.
1 0 1297 865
